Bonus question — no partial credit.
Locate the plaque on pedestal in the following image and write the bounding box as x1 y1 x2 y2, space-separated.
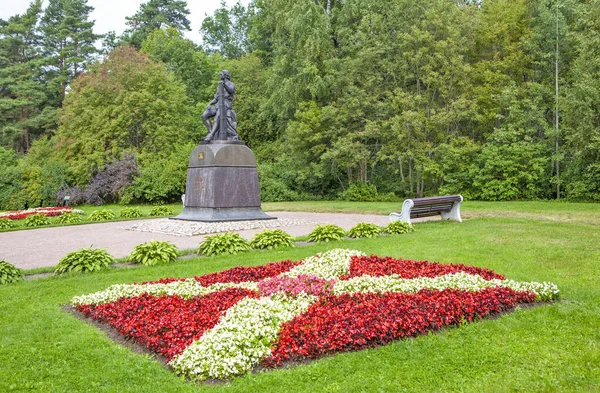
171 141 275 222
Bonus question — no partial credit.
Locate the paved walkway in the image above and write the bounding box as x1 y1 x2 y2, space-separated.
0 211 399 270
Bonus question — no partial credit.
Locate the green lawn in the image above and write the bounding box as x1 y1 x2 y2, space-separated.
1 203 598 392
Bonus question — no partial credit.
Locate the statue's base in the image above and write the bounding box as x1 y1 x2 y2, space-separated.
169 142 275 223
171 207 276 222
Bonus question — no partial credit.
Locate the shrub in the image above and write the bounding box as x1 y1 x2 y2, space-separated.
55 247 114 274
0 218 16 229
250 229 295 250
383 221 415 235
339 182 379 202
56 212 83 224
24 213 51 227
308 224 346 242
198 232 251 256
150 205 174 216
0 261 24 284
129 240 178 266
120 207 143 219
348 222 382 238
89 209 116 221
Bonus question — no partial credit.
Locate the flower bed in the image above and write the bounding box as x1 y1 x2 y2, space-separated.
0 207 74 220
72 249 559 381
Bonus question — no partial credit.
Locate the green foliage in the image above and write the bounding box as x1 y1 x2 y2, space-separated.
0 260 24 284
88 209 116 221
24 214 51 227
308 224 346 243
198 232 251 256
201 1 254 58
0 218 16 229
128 240 178 266
339 183 379 202
347 222 382 239
149 206 174 216
55 212 83 224
383 221 415 235
120 207 143 219
250 229 295 250
55 247 114 274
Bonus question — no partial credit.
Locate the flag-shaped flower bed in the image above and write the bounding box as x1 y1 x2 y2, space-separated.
72 249 559 381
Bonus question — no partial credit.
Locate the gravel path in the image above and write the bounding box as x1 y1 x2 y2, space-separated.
0 211 402 270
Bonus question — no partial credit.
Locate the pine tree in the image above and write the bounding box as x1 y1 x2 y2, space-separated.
123 0 191 49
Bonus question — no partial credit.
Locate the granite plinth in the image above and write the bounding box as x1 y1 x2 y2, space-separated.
172 142 275 222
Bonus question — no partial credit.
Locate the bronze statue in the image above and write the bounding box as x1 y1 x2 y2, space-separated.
202 70 238 141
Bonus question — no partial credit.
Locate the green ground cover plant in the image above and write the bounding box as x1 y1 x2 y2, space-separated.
198 232 251 256
347 222 382 238
129 240 178 266
383 221 415 235
0 261 24 284
55 248 114 275
0 218 15 229
150 205 174 216
56 212 83 224
120 207 143 219
89 209 116 221
0 205 598 392
24 213 51 227
250 229 295 249
308 224 346 242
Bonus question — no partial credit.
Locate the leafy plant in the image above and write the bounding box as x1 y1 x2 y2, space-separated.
55 247 114 274
198 232 251 256
0 218 16 229
120 207 143 219
129 240 178 266
250 229 295 249
24 213 51 227
0 260 24 284
308 224 346 243
149 205 174 216
348 222 382 238
56 212 83 224
89 209 116 221
383 221 415 235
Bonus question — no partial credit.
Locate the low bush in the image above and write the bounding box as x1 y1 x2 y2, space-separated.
149 206 174 216
24 213 51 227
120 207 143 219
250 229 295 249
0 261 24 284
383 220 415 235
198 233 251 256
89 209 116 221
129 240 178 266
0 218 16 229
55 247 114 274
348 222 382 238
56 212 83 224
308 224 346 243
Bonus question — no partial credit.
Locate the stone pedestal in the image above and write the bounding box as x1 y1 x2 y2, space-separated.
171 141 275 222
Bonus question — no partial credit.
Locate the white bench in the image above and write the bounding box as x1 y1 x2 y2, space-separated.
389 195 463 224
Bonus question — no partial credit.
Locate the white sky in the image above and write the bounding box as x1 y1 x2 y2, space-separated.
0 0 250 45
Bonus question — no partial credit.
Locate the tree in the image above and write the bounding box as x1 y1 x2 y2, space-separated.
55 46 196 185
141 28 214 104
124 0 191 49
0 0 55 153
200 0 254 58
40 0 100 105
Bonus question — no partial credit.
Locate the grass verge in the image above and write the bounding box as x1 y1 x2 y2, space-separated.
1 215 598 392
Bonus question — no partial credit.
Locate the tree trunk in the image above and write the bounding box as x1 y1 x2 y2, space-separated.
408 158 414 194
399 159 406 193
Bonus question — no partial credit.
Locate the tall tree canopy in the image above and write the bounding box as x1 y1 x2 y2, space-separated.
124 0 191 49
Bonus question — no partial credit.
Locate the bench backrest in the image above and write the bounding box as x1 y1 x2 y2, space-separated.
409 195 462 218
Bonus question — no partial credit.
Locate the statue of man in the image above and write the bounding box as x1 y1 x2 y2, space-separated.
202 70 238 141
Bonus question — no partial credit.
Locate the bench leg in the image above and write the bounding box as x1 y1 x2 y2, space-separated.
389 199 414 224
440 197 463 222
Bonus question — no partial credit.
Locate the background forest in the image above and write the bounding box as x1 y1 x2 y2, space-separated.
1 0 599 209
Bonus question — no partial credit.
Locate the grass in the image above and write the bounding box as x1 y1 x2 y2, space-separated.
1 204 598 392
0 203 184 232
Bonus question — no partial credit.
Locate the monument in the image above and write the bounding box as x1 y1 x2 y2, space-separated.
172 70 275 222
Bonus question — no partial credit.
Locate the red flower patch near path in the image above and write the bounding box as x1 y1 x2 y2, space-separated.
342 255 505 281
77 287 258 360
265 287 534 366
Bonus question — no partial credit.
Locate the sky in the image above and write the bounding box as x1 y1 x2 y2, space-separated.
0 0 250 45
